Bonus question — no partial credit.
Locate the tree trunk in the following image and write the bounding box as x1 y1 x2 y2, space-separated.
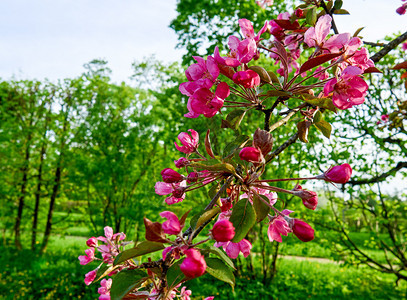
14 136 31 250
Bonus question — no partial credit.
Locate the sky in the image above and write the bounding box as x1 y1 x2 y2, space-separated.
0 0 406 83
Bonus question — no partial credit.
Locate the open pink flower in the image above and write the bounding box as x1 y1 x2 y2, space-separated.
184 56 219 89
232 70 260 88
179 286 192 300
78 247 95 265
267 209 293 243
187 82 230 118
324 66 368 110
180 249 207 278
214 35 257 67
155 181 187 205
215 239 252 259
160 211 182 235
84 269 97 286
238 19 268 42
98 278 112 300
174 129 199 154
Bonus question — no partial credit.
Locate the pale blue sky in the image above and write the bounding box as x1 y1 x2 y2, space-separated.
0 0 406 83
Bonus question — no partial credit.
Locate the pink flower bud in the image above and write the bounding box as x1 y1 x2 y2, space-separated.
175 129 199 154
161 168 184 183
187 172 199 183
84 269 97 285
211 219 235 242
293 189 318 210
174 157 189 168
292 219 315 242
86 237 98 248
239 147 262 163
180 249 207 278
295 8 303 18
323 163 352 184
232 70 261 88
396 4 407 15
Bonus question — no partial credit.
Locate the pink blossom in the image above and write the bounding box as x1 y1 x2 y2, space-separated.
84 269 97 286
214 35 257 67
324 66 368 110
239 147 262 163
267 210 293 243
396 4 407 15
292 219 315 242
238 19 268 42
241 184 277 206
184 56 219 89
320 163 352 184
346 47 374 71
179 286 192 300
268 12 290 41
215 239 252 259
232 70 260 88
204 298 215 300
174 157 189 168
154 181 187 205
187 82 230 118
402 42 407 51
180 249 207 278
160 211 182 235
304 15 332 48
78 247 95 265
104 227 113 240
174 129 199 154
313 66 329 80
256 0 274 9
381 114 390 122
86 237 98 248
98 278 112 300
161 168 184 183
211 219 235 242
292 187 318 210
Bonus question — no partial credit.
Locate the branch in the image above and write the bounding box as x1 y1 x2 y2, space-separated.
370 31 407 63
320 1 339 34
265 132 299 163
347 161 407 186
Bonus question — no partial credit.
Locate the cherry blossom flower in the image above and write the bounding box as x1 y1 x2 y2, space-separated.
160 211 182 235
292 187 318 210
78 247 95 265
98 278 112 300
154 181 187 205
180 249 207 278
232 70 261 88
238 19 268 42
174 129 199 154
84 269 97 286
186 82 230 118
267 209 293 243
86 237 98 248
184 56 219 89
214 35 257 67
256 0 273 9
179 286 192 300
324 66 368 110
215 239 252 259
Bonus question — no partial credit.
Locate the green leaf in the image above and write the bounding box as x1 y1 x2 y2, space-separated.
223 135 250 158
301 95 337 112
314 119 332 139
306 7 317 26
204 245 235 269
333 9 350 15
229 199 256 242
166 260 185 289
267 71 281 86
225 109 246 130
208 183 220 200
195 206 221 229
248 66 271 83
110 269 148 300
114 241 165 266
205 258 235 289
353 27 364 37
313 111 322 123
252 193 271 223
263 90 292 97
333 0 343 9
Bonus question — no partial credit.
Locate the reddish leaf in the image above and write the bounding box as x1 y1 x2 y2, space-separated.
205 129 215 158
363 67 382 74
401 72 407 80
273 19 300 30
143 218 168 243
218 64 235 79
179 208 192 228
393 60 407 70
299 52 344 74
297 120 311 143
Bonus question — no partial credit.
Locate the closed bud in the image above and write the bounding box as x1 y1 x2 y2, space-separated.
180 249 207 278
161 168 184 183
322 163 352 184
295 8 303 18
292 219 314 242
174 157 189 168
86 237 98 248
187 172 199 183
293 189 318 210
239 147 262 163
232 70 261 88
211 219 235 242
